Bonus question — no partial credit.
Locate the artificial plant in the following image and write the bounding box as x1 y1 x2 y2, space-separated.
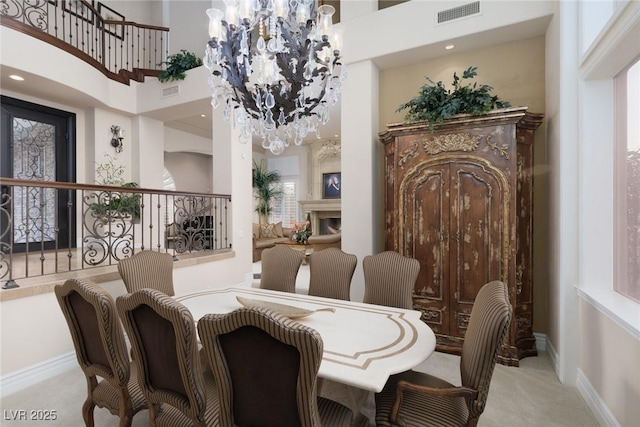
91 154 141 220
397 66 511 129
157 49 203 83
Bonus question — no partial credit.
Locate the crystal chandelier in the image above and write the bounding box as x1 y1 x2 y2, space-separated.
204 0 346 155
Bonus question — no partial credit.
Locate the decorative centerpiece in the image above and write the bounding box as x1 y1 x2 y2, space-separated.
291 217 312 244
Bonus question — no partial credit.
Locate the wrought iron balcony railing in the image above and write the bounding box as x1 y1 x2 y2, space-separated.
0 0 169 83
0 178 232 289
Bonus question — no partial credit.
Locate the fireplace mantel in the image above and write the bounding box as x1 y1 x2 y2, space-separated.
299 199 341 235
299 199 341 212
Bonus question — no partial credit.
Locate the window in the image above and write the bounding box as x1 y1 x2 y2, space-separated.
269 180 298 227
615 58 640 303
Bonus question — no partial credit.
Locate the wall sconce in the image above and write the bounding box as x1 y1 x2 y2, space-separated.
110 125 125 153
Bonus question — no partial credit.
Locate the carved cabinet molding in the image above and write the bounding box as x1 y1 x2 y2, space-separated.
379 107 543 366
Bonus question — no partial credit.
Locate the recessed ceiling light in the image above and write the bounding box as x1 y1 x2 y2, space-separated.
200 114 206 118
445 44 455 50
9 75 24 81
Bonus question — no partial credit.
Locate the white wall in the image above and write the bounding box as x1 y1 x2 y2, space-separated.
165 0 211 57
165 151 213 193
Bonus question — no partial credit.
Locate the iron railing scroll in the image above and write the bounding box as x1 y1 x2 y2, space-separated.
0 178 232 289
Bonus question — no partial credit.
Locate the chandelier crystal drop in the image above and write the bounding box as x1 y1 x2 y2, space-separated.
204 0 346 155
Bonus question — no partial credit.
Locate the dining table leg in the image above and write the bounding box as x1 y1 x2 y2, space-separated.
345 387 373 426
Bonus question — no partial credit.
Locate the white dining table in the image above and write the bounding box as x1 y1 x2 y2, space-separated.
176 286 436 394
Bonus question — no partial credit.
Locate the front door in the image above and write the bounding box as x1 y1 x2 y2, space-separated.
0 96 76 252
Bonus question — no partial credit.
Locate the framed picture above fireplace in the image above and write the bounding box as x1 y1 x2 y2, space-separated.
323 172 341 199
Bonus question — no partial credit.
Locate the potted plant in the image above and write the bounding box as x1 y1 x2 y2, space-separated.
157 49 203 83
252 159 283 228
91 154 141 221
397 66 511 129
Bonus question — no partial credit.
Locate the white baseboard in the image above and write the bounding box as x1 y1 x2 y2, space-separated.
533 336 617 426
576 369 619 427
546 337 560 375
0 352 77 398
534 332 547 351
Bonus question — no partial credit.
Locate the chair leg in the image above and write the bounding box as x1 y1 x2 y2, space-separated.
83 377 97 427
148 403 160 426
118 389 134 427
82 399 95 427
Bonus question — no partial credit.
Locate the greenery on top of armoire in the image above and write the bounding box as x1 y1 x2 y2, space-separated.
397 66 511 129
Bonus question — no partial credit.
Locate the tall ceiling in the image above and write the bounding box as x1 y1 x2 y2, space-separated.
0 6 550 149
160 15 550 145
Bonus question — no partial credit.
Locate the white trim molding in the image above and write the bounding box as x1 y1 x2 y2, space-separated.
576 369 620 427
534 332 547 352
577 287 640 341
0 352 76 398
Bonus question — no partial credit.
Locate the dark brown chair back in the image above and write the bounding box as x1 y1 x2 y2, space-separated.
116 288 218 426
198 307 352 427
54 279 146 427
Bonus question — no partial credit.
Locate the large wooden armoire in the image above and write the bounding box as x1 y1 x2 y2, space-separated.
379 107 543 366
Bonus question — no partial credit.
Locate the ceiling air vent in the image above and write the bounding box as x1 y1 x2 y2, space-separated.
437 1 480 24
161 85 180 98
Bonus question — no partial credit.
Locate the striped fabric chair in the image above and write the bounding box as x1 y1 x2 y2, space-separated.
375 281 513 427
118 250 175 296
362 251 420 309
259 245 303 293
54 279 147 427
308 248 357 300
197 307 353 427
116 289 219 427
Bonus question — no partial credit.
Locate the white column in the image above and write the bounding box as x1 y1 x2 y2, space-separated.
132 115 164 190
211 106 254 280
546 0 579 385
211 110 232 195
341 60 379 302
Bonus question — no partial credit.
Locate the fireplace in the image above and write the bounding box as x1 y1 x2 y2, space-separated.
319 217 341 235
299 199 341 236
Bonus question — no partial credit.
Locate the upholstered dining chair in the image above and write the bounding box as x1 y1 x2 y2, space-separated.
259 245 303 293
118 250 175 296
308 248 357 300
54 279 146 427
374 280 512 427
116 288 219 427
362 251 420 309
197 306 353 427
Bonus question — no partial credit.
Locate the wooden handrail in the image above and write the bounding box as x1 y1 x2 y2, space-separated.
0 178 230 200
0 177 233 288
0 0 169 84
103 20 169 32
